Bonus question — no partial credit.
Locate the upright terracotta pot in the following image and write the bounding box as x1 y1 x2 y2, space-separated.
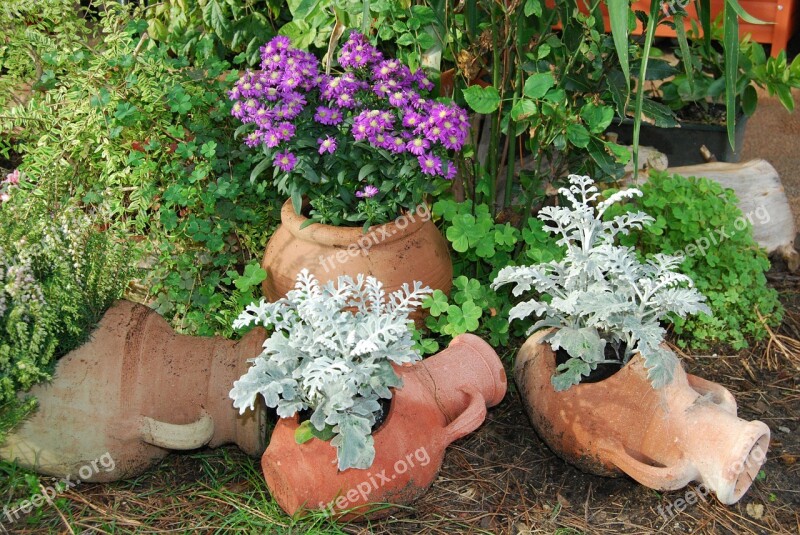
515 329 771 505
0 300 267 482
262 200 452 304
262 333 507 520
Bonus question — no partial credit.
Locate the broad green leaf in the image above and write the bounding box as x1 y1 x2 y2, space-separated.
580 103 614 133
741 84 758 115
462 85 501 114
279 20 316 49
524 0 542 17
639 98 678 128
510 99 538 121
523 72 555 99
566 123 590 148
201 0 232 40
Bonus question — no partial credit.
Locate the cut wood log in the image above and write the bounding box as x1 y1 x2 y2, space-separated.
662 159 798 272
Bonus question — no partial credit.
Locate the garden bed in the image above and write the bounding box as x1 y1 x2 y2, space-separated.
3 274 797 535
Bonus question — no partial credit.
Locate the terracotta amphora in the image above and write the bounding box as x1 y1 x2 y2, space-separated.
261 200 452 309
515 329 771 505
0 300 267 482
261 333 507 520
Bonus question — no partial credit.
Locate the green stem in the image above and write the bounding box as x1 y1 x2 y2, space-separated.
504 66 522 209
632 1 661 182
487 1 503 214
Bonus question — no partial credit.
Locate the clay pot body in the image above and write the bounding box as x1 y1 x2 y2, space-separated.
515 329 771 505
262 200 452 305
0 300 267 482
262 333 507 520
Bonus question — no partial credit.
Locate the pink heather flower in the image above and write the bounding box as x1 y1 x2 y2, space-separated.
1 193 10 203
356 185 379 198
318 136 337 154
418 153 442 176
274 151 297 172
5 169 20 185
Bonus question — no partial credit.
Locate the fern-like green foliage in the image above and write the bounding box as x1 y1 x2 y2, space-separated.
0 200 132 443
606 171 783 350
230 269 431 470
492 174 711 391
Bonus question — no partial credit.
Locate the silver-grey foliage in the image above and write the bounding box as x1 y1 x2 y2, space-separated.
492 174 711 391
230 269 432 470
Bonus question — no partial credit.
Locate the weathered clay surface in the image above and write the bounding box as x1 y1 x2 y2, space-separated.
261 333 507 520
262 200 453 308
0 300 267 482
515 329 771 505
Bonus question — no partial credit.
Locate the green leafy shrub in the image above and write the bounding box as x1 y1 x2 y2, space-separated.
0 201 131 442
0 0 93 109
142 0 281 65
1 5 282 336
606 171 783 350
413 198 562 354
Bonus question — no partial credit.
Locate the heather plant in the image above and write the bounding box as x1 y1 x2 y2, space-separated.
230 269 431 470
491 175 711 391
230 33 471 228
0 5 281 336
0 202 131 442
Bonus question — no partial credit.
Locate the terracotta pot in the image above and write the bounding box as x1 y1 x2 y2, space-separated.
0 300 267 482
262 200 452 307
262 333 507 520
515 329 771 505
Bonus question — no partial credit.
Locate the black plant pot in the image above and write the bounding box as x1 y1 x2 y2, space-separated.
608 112 748 167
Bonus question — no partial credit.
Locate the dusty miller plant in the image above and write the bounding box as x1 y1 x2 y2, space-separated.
230 269 431 470
492 174 711 391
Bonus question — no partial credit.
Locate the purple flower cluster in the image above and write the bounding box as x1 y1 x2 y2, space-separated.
229 32 471 202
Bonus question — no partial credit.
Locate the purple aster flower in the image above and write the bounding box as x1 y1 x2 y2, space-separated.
386 135 407 154
356 185 379 198
402 111 423 129
244 131 262 148
339 32 383 69
317 136 337 154
406 137 430 155
276 122 296 141
272 35 291 51
273 151 297 172
442 160 457 180
263 129 282 148
418 153 442 176
442 128 465 150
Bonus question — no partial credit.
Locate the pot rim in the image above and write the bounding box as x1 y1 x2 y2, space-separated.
530 328 646 393
277 364 414 443
279 199 431 247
